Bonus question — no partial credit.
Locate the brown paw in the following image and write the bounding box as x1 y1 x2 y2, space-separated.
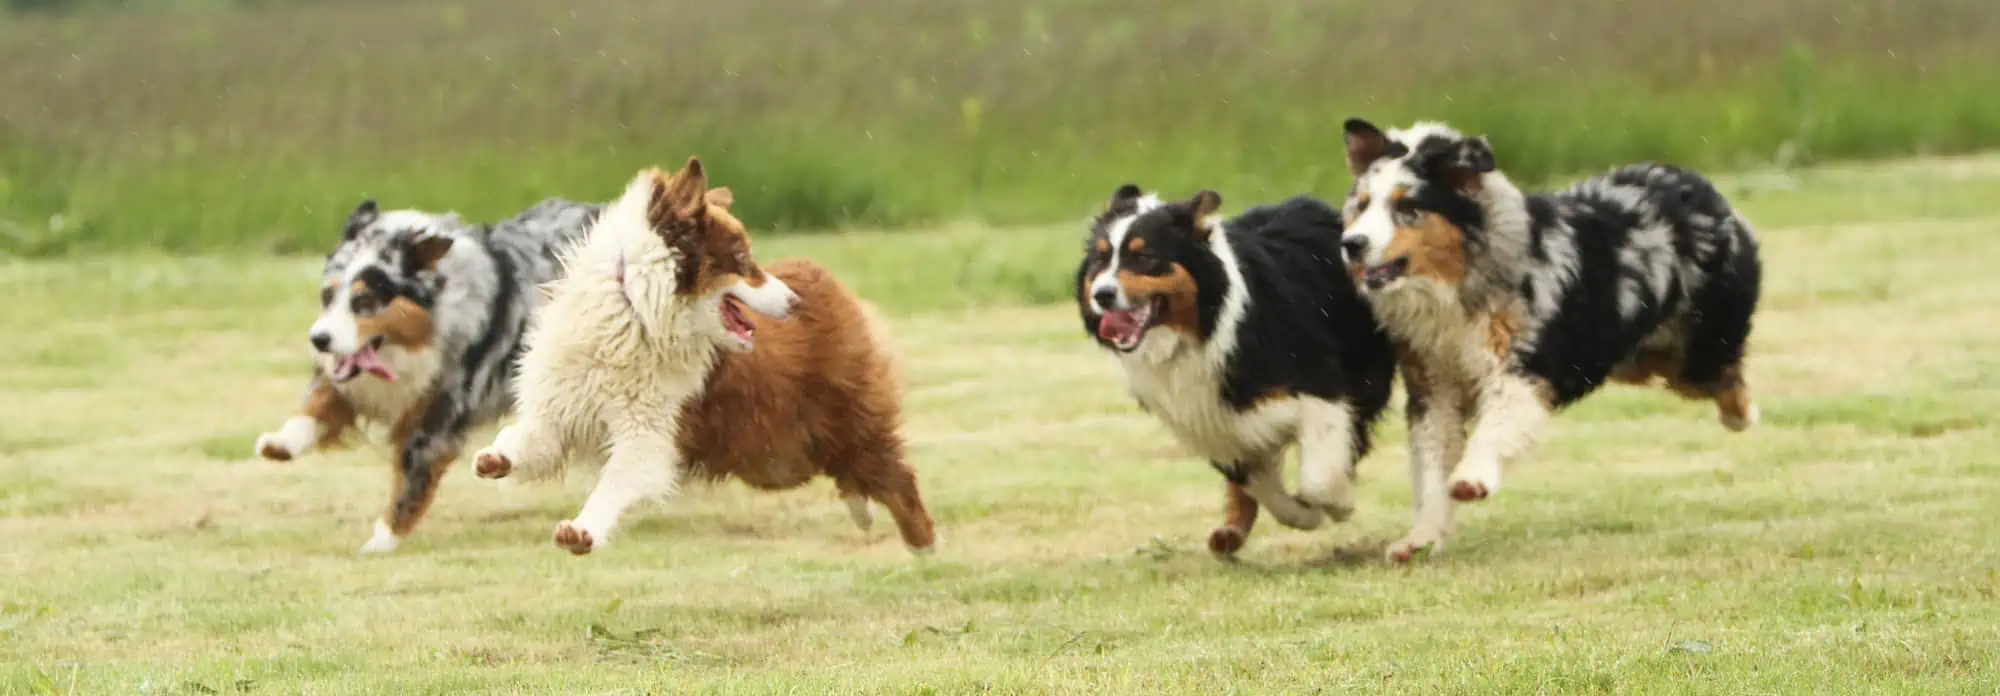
258 441 293 462
474 450 513 479
1449 480 1489 502
1207 526 1247 556
552 521 594 555
1386 538 1437 564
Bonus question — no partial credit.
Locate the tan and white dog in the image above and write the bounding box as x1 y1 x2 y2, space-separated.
472 158 936 555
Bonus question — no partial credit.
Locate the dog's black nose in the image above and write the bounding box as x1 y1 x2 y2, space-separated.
309 332 332 352
1091 287 1119 309
1340 236 1369 263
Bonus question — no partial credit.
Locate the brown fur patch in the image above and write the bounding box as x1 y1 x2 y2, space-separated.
673 259 935 550
1380 212 1470 286
1094 238 1111 255
1115 266 1201 337
1125 237 1145 254
301 377 358 450
1207 482 1258 555
352 297 436 350
1484 307 1522 360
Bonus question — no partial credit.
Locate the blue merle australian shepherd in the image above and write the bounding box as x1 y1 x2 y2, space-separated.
1076 185 1397 557
1336 118 1763 563
253 198 598 553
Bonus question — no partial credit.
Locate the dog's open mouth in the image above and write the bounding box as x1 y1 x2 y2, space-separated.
721 299 756 346
1363 257 1411 291
1097 296 1165 352
331 336 396 383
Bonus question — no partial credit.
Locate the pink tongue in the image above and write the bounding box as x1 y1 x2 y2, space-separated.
348 346 398 382
1097 311 1140 342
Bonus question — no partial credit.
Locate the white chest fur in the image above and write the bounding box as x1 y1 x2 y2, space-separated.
1117 349 1297 466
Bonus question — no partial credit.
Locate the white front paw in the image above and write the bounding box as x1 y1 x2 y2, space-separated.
359 520 401 554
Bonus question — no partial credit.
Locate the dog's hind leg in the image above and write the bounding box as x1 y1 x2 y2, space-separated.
254 375 356 461
1677 244 1761 432
555 429 680 555
362 395 467 554
1293 397 1360 524
826 429 936 555
1206 481 1259 557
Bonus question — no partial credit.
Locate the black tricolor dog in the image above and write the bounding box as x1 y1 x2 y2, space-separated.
1075 185 1396 556
1337 118 1764 562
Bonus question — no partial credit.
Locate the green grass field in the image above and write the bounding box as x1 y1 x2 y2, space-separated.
3 155 2000 694
5 0 2000 254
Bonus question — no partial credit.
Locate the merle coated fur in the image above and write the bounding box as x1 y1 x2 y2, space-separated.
254 197 599 553
1337 118 1763 562
1075 186 1396 556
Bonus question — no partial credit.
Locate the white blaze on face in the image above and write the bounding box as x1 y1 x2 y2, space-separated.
727 274 797 319
1086 194 1163 313
310 267 366 355
1342 165 1422 268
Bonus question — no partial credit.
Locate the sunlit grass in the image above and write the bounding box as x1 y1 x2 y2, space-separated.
3 156 2000 693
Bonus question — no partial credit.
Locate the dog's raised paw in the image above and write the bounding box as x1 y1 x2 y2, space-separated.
1448 479 1490 502
473 449 513 479
553 521 595 555
254 435 294 462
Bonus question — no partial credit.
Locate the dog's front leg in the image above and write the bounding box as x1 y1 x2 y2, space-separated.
1293 397 1361 523
472 411 567 482
363 394 465 554
553 429 680 555
254 373 355 461
1447 373 1552 502
1224 455 1323 531
1388 376 1466 563
1205 479 1259 557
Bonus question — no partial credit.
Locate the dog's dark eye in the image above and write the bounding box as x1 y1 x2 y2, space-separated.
351 293 378 314
319 286 334 307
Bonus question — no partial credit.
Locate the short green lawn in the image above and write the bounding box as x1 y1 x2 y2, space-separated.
3 157 1999 694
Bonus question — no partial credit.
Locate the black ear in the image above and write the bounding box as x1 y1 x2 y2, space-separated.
1414 135 1497 188
1343 118 1390 176
344 199 379 240
1103 183 1146 217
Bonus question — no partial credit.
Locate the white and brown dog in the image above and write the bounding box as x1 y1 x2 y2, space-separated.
472 158 937 555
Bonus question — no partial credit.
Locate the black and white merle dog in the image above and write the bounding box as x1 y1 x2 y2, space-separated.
1336 118 1763 562
253 197 599 553
1076 185 1397 557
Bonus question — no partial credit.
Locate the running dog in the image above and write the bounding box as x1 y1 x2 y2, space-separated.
1076 185 1397 557
471 158 936 556
253 197 599 553
1337 118 1763 562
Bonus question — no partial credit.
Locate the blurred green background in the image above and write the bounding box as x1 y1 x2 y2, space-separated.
2 0 1996 256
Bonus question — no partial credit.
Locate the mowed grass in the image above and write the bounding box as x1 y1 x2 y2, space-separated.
5 157 2000 693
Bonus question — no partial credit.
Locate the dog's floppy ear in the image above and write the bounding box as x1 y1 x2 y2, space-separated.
405 230 453 270
344 199 379 240
1343 118 1391 177
1414 135 1496 189
1184 189 1223 238
704 186 734 211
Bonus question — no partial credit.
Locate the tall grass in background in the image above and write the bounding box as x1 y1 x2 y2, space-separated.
2 0 1998 255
